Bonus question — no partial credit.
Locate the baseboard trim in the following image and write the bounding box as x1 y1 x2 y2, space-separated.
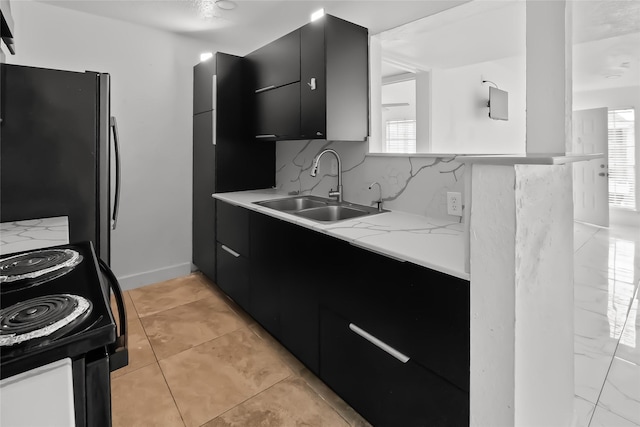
116 262 193 290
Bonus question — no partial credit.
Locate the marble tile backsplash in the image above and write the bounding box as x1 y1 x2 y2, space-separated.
275 140 465 221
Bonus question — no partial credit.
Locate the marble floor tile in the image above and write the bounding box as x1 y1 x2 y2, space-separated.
159 327 292 427
615 295 640 365
111 363 184 427
591 405 640 427
574 222 601 253
203 377 350 427
129 273 217 317
574 307 621 403
598 357 640 425
574 395 595 427
141 296 246 360
574 283 635 318
589 406 640 427
111 316 157 379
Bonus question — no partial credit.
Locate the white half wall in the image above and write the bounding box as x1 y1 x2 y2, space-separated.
7 1 223 288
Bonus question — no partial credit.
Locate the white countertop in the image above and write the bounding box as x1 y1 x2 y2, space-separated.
0 216 69 256
213 189 469 281
456 152 604 165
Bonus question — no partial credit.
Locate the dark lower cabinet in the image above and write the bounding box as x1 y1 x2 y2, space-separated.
216 242 250 308
320 308 469 427
248 211 281 338
215 201 469 425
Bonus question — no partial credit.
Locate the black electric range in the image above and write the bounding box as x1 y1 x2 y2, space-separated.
0 241 127 426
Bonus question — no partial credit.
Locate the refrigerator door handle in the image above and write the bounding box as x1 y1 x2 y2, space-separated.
110 116 121 230
98 258 128 372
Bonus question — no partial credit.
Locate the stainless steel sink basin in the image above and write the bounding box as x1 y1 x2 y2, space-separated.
254 195 386 223
254 195 329 212
293 205 372 222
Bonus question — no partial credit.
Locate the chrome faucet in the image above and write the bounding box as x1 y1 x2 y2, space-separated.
369 181 383 212
310 149 343 203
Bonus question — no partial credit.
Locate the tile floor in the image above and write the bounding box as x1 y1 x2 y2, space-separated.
110 274 370 427
573 218 640 427
111 217 640 427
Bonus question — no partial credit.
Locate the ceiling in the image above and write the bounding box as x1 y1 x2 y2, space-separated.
35 0 470 55
36 0 640 91
376 0 640 92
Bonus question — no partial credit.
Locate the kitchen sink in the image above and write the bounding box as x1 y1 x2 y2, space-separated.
254 195 386 223
293 205 372 222
255 195 328 212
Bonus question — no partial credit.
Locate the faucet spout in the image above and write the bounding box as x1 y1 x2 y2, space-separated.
310 149 343 203
368 181 383 212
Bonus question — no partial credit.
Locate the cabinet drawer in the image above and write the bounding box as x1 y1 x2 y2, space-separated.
322 246 470 391
320 308 468 427
215 201 249 258
216 242 250 308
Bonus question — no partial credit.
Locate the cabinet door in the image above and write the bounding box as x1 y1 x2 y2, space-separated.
193 57 216 115
248 212 281 337
254 83 300 139
300 18 326 139
320 307 469 427
216 242 250 308
215 201 249 258
192 112 216 280
246 29 301 91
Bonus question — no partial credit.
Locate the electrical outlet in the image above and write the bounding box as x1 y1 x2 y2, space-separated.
447 192 463 216
330 159 338 175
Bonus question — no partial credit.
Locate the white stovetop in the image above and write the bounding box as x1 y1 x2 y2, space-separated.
213 189 469 281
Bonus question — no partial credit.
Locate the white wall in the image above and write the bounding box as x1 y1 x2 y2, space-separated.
574 85 640 214
7 1 222 289
431 55 526 154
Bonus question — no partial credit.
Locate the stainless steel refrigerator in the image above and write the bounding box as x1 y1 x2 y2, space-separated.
0 63 120 265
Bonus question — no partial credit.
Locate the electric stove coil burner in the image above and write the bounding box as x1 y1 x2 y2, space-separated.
0 294 92 346
0 249 82 283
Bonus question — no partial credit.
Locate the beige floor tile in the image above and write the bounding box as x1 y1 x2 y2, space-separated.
141 296 246 360
111 316 156 379
129 273 217 317
204 377 350 427
159 327 292 427
298 368 372 427
111 363 184 427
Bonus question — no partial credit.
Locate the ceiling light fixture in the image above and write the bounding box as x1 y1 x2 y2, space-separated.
311 8 325 22
215 0 237 10
200 52 213 62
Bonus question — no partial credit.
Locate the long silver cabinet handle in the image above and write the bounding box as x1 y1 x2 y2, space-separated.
255 85 276 94
348 323 410 363
256 134 277 139
221 245 240 258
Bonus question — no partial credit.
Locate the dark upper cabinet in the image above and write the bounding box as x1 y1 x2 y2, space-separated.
247 14 369 142
254 82 300 139
193 57 216 115
300 15 369 141
192 53 275 282
246 29 301 92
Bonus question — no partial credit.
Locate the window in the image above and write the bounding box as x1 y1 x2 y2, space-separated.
385 119 416 154
608 109 636 210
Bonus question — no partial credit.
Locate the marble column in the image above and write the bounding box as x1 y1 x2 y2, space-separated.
465 158 575 427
